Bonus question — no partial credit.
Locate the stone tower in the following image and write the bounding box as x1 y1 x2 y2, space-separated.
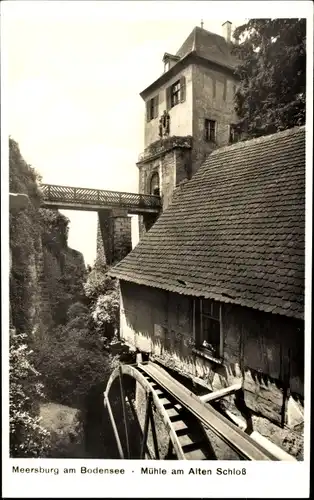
137 22 239 235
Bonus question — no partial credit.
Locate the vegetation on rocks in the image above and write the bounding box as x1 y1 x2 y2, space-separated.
9 139 122 458
9 329 51 457
35 301 119 409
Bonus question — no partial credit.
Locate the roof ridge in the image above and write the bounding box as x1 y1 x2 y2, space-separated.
210 126 305 157
194 25 226 41
191 26 197 52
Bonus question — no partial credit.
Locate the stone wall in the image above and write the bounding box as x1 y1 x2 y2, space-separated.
119 280 304 457
96 209 132 266
191 63 238 176
137 142 192 238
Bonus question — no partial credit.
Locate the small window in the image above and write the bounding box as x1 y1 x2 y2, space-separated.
229 124 241 144
195 298 222 359
204 119 216 142
146 95 159 122
164 61 170 72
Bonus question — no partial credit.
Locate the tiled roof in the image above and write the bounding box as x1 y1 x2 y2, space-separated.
140 26 238 99
176 26 238 70
111 127 305 320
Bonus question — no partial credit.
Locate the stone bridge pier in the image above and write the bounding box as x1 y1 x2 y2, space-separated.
96 208 132 267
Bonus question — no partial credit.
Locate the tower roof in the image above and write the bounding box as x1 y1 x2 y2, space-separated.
176 26 237 71
140 25 238 100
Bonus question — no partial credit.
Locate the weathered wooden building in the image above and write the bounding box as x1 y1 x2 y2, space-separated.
110 126 305 441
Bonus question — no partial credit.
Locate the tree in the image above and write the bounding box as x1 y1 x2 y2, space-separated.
34 303 119 408
232 18 306 138
84 265 120 341
92 290 120 341
84 264 116 303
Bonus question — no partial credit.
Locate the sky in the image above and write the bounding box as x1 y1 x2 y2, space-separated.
2 0 311 265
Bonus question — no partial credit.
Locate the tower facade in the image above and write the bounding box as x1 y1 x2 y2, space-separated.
137 23 239 235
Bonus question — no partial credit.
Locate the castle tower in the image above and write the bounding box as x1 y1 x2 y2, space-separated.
137 22 239 235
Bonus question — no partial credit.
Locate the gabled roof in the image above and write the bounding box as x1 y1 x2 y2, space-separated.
110 127 305 320
176 26 238 71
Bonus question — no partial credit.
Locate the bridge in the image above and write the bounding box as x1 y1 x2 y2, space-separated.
40 183 162 266
40 184 161 215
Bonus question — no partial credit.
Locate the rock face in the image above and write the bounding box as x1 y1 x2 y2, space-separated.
39 403 85 458
9 138 87 338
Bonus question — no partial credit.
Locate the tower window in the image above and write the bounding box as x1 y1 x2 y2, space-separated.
150 172 160 196
229 124 241 144
166 76 186 110
171 80 181 107
146 95 159 122
204 119 216 142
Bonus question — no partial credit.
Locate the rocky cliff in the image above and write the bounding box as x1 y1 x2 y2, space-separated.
9 138 86 337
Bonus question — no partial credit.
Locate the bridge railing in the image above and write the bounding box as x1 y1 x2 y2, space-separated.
40 184 161 210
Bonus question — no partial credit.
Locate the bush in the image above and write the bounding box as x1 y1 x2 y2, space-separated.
84 266 116 303
92 291 120 340
10 329 51 457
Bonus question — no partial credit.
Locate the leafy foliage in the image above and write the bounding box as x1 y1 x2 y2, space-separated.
34 306 119 408
232 18 306 138
84 264 116 303
84 264 120 340
10 329 51 457
40 208 69 256
9 138 123 459
92 291 120 340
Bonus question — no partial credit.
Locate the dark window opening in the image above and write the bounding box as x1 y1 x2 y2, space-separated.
195 298 221 359
150 172 160 196
229 124 241 144
171 80 181 107
204 119 216 142
166 76 186 110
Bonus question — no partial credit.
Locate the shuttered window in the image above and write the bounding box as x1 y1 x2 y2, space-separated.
146 95 159 122
180 76 186 102
223 77 227 101
166 75 186 110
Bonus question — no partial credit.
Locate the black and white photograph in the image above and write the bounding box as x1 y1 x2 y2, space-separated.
1 1 312 498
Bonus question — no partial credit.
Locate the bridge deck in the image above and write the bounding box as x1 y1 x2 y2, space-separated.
40 184 161 215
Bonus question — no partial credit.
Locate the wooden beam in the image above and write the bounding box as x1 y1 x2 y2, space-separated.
104 393 125 459
140 393 152 459
149 403 160 460
119 366 130 458
141 362 276 461
126 395 152 459
199 382 242 403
